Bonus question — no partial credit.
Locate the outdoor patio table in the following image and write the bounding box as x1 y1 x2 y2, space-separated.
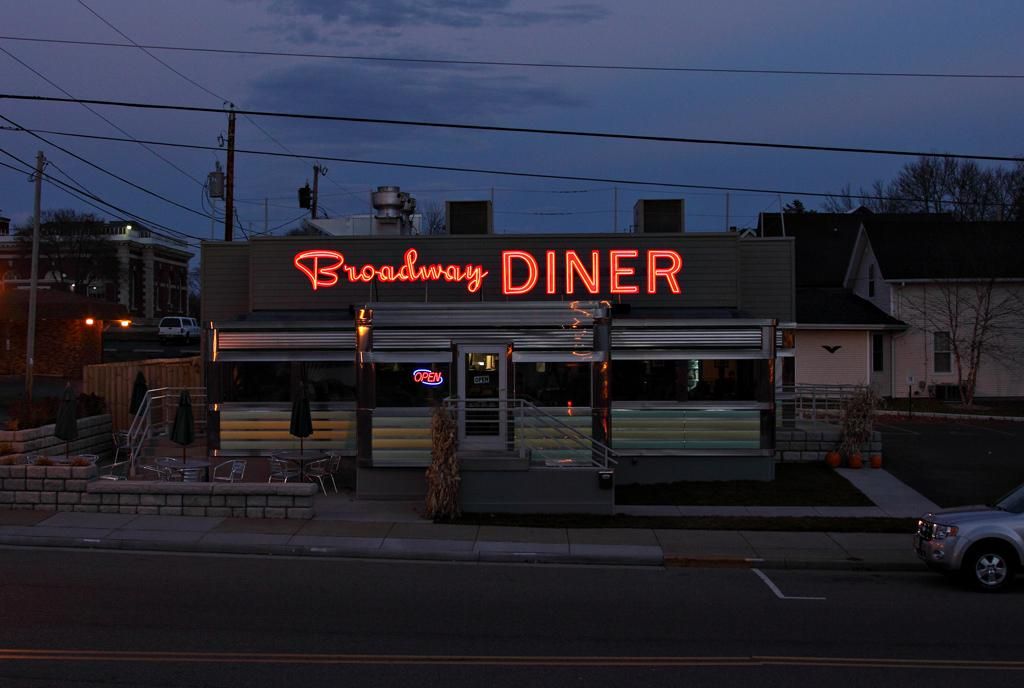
156 457 211 481
271 449 328 481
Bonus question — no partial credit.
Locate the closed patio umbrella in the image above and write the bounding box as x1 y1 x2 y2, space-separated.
54 384 79 459
289 383 313 453
170 390 195 463
129 371 148 415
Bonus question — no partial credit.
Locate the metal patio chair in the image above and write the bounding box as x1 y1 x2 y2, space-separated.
212 459 247 483
303 457 331 495
268 455 299 483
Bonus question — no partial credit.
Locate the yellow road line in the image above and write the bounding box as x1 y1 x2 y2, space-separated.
0 649 1022 670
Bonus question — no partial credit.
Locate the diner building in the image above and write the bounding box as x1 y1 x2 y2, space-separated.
201 228 794 511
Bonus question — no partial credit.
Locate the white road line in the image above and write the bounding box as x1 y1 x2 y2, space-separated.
752 568 826 601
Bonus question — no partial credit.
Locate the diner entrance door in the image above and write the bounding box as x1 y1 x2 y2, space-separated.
456 345 508 450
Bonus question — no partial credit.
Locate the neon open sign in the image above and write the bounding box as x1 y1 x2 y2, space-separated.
413 369 444 386
294 248 683 296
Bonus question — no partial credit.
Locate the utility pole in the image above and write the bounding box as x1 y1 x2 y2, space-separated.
613 186 618 232
725 192 730 231
25 151 44 403
311 163 320 220
224 106 236 241
264 198 268 234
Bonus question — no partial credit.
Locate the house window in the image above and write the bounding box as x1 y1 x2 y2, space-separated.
867 264 875 298
872 333 884 372
934 332 951 373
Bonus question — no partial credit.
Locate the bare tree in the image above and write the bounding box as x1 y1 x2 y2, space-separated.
826 156 1024 220
423 201 446 235
16 209 119 295
897 230 1024 406
822 181 891 213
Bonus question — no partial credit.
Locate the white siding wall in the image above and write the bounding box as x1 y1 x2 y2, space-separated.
891 283 1024 398
795 330 870 386
848 240 892 312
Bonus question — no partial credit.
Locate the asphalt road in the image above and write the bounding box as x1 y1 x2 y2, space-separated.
877 417 1024 508
101 331 198 363
0 548 1021 687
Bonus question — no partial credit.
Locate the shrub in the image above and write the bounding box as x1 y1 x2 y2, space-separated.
0 456 18 466
4 392 108 429
33 455 55 466
69 457 92 467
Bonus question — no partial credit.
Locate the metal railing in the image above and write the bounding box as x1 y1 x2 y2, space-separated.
443 397 618 470
126 387 207 475
777 384 862 424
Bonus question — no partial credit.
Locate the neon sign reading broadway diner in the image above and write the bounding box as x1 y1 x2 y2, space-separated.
293 248 683 296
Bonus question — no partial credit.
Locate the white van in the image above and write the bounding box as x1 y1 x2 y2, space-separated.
158 316 200 344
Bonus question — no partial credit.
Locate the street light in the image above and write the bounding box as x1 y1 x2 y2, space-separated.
84 318 95 326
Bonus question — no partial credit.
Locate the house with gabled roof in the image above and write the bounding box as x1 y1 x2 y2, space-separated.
844 217 1024 401
761 210 1024 401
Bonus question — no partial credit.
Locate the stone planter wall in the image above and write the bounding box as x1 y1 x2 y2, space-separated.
0 464 100 510
775 427 882 462
0 414 113 460
86 482 316 519
0 464 315 519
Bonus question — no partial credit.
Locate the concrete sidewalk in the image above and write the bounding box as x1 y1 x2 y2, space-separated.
0 468 934 571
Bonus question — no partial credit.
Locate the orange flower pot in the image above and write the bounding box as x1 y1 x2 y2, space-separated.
825 451 842 468
848 453 863 469
869 454 883 469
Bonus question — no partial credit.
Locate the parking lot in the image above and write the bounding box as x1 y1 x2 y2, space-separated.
877 416 1024 508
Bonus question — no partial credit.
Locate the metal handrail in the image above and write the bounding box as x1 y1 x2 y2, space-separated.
125 386 207 475
778 384 862 424
442 397 618 469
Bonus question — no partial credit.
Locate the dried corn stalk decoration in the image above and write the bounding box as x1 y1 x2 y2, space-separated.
426 405 460 521
839 386 880 459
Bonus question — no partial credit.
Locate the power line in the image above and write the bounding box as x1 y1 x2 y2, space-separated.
3 93 1019 162
4 124 1016 209
0 45 205 186
0 148 201 248
0 113 212 224
2 34 1022 80
72 0 340 196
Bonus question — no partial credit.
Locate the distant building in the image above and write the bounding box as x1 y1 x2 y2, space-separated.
0 219 193 321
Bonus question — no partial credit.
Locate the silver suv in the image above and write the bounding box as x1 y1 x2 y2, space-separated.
158 316 200 344
915 483 1024 592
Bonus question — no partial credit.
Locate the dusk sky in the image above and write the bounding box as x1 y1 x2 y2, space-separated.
1 0 1022 249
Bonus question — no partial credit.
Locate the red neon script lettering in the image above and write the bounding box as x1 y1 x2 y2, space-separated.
294 249 488 293
294 250 344 291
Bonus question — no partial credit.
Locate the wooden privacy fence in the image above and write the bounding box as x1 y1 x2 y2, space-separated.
83 357 202 431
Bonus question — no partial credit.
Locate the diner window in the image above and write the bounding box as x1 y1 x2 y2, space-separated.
515 362 591 407
934 332 952 373
872 334 884 372
613 359 764 402
222 362 292 402
303 362 356 402
868 264 876 297
376 362 449 407
221 362 356 403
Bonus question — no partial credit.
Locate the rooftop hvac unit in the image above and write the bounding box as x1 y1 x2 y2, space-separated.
633 198 684 233
446 200 493 235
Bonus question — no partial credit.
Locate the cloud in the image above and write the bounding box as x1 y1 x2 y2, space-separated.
266 0 607 29
244 61 584 153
